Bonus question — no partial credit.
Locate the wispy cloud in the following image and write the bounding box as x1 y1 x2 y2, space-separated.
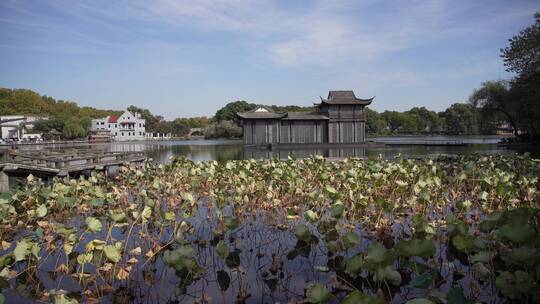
2 0 534 68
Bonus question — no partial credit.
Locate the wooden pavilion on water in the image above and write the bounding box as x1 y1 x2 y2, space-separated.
237 90 373 145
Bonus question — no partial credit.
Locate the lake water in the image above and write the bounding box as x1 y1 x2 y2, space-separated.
25 135 539 163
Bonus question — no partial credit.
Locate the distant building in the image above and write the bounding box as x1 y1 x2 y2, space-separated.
91 110 146 141
0 115 46 140
237 90 373 145
493 123 518 135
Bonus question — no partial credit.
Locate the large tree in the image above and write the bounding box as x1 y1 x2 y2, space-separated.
500 12 540 138
365 108 386 134
214 100 256 123
469 80 519 135
406 107 442 133
440 103 480 135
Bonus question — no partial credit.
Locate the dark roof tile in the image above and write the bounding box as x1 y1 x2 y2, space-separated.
282 112 329 120
320 90 374 105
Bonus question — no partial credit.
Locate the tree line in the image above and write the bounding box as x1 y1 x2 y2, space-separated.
213 100 497 136
470 13 539 140
0 88 120 139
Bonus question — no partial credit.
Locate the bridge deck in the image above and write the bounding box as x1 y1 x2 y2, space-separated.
0 150 146 191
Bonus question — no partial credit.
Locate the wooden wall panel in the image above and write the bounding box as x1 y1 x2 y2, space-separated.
244 120 253 145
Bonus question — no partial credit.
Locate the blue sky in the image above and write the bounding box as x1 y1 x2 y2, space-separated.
0 0 538 119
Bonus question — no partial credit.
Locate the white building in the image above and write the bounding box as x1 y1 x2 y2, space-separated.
91 110 146 141
0 115 45 140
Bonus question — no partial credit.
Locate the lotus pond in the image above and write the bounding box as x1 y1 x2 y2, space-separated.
0 155 539 303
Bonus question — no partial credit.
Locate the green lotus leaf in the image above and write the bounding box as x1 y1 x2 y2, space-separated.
479 211 503 233
223 216 240 230
90 198 104 207
50 292 79 304
141 206 152 222
368 162 382 172
503 207 536 226
469 251 495 264
325 185 337 195
177 245 196 258
306 283 333 303
294 224 312 242
406 299 433 304
225 250 241 268
108 210 127 223
304 210 319 223
472 238 487 251
342 291 384 304
514 270 537 295
161 211 175 221
344 254 363 276
396 239 436 258
53 225 77 237
36 204 47 218
477 191 488 201
217 270 230 291
447 286 473 304
497 223 536 244
456 199 471 211
85 217 102 233
413 215 435 237
330 203 345 219
373 265 402 285
0 254 14 267
496 270 538 298
405 270 435 289
324 228 339 242
163 246 198 271
63 242 74 256
14 239 31 262
103 245 121 263
342 231 361 249
163 249 182 267
85 239 106 252
451 235 473 253
76 252 93 265
446 216 468 236
364 243 396 269
216 240 229 259
501 246 540 267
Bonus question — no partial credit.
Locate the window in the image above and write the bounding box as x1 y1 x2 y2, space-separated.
108 124 110 128
115 124 117 128
139 123 141 127
122 132 124 136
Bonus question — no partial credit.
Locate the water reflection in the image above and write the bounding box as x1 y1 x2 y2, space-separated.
104 141 529 163
14 137 538 163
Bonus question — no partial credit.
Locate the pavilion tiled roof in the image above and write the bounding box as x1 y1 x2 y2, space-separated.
237 106 287 119
282 112 329 120
316 90 374 105
236 112 287 119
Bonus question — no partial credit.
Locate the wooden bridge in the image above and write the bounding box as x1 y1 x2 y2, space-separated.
0 149 146 192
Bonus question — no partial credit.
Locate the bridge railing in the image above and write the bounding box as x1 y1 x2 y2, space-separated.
3 151 146 170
